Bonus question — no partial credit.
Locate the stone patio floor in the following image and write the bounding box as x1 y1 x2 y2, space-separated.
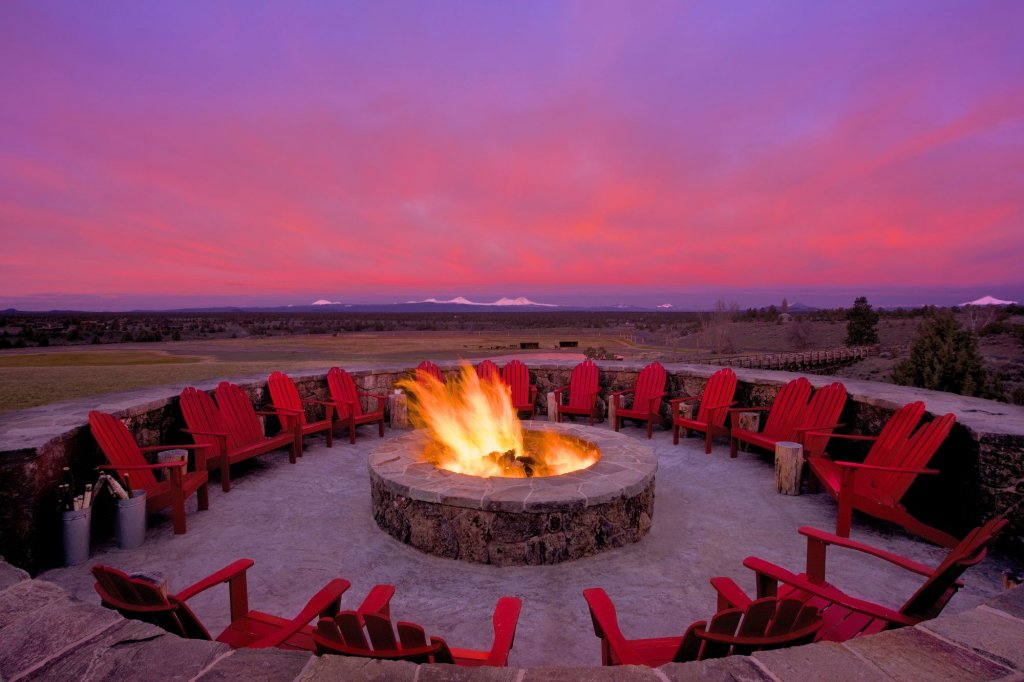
39 422 1017 669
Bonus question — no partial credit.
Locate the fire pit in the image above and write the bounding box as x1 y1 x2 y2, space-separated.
369 421 657 565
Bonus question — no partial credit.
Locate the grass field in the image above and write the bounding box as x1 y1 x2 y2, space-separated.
0 330 639 412
2 320 1019 413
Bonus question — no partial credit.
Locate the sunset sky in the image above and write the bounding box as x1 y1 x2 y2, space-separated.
1 1 1022 311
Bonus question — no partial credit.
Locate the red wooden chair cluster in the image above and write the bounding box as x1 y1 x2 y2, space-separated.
313 596 523 666
416 360 444 384
93 559 521 667
92 559 394 651
583 588 822 666
180 385 300 493
710 519 1007 642
728 379 848 459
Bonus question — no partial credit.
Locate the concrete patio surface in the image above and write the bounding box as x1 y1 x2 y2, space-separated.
39 422 1016 669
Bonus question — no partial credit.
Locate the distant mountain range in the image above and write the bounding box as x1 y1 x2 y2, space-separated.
2 295 832 314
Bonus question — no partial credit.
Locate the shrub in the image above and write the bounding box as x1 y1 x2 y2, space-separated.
845 297 879 346
892 310 995 398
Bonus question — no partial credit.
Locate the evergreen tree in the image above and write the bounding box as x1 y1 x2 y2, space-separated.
845 296 879 346
892 310 992 397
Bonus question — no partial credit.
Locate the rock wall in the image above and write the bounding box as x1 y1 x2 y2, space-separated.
1 361 1023 573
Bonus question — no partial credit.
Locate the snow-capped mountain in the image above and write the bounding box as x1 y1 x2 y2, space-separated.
413 296 558 307
960 296 1018 306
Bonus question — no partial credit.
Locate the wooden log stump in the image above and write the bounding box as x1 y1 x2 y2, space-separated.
736 411 760 452
775 441 803 495
607 396 617 427
546 391 558 422
389 391 409 429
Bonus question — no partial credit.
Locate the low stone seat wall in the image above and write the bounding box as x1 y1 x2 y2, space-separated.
1 360 1023 572
1 556 1022 680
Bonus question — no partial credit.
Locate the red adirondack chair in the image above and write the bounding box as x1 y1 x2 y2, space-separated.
728 377 813 459
416 361 444 384
267 371 335 449
793 382 848 460
88 411 209 535
711 519 1007 642
314 596 522 667
809 409 958 545
92 559 395 650
502 360 537 419
180 386 299 492
583 588 821 667
553 359 601 425
611 362 667 439
670 368 738 454
327 367 386 444
475 360 501 383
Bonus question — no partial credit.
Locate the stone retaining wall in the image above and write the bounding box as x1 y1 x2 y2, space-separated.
1 556 1022 681
2 361 1023 573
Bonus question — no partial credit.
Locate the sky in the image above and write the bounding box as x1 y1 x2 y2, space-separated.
1 1 1022 311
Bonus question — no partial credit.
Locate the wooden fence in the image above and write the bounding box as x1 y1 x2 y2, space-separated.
699 346 881 371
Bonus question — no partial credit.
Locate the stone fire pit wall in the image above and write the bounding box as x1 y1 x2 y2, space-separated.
2 361 1024 572
369 422 656 565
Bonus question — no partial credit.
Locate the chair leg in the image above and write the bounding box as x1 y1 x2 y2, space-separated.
646 419 653 439
704 430 713 454
197 482 209 511
614 416 620 432
378 419 385 438
729 437 738 459
673 424 680 445
169 468 187 534
221 457 232 493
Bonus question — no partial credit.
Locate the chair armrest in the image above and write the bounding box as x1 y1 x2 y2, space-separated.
710 576 752 611
182 428 230 438
357 584 396 619
742 556 915 626
98 462 185 472
268 404 302 415
833 461 939 476
250 578 352 649
669 396 702 406
795 423 845 434
139 443 210 453
357 392 386 400
581 588 647 666
824 433 878 443
486 596 523 666
174 559 256 602
727 406 771 414
694 618 822 648
553 385 571 394
797 527 935 577
255 410 287 417
303 399 335 407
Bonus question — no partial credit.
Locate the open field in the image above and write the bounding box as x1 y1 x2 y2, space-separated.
1 318 1021 413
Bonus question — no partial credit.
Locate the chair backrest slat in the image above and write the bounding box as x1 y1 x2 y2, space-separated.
761 378 812 440
214 382 265 447
864 401 925 467
696 369 737 425
502 360 532 405
476 360 500 383
180 388 227 458
869 413 955 500
568 360 599 409
88 411 159 491
328 367 363 419
799 383 847 457
268 371 308 426
633 363 667 410
416 361 444 384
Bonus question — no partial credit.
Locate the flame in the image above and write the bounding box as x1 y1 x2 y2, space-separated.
398 363 600 478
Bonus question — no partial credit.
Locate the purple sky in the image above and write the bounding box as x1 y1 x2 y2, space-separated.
1 1 1022 311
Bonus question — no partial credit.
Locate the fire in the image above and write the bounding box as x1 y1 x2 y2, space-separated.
397 364 600 478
